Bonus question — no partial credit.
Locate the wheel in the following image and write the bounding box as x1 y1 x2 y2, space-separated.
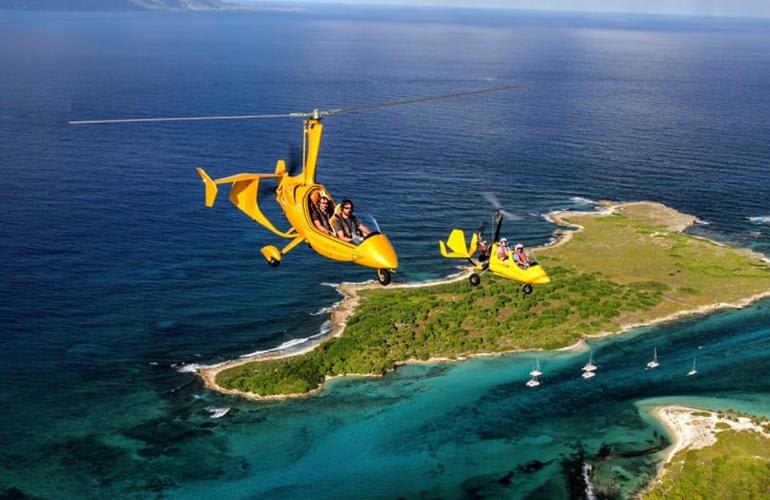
469 273 481 286
268 257 280 267
377 269 392 286
522 284 533 295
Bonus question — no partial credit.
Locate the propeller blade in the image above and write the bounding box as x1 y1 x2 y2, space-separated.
477 221 487 239
287 144 302 176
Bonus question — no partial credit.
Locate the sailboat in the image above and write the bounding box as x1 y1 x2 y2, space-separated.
526 376 541 388
530 359 543 378
582 352 597 372
687 358 698 376
581 370 596 379
646 347 660 369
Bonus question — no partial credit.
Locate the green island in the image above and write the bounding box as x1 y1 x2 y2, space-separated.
645 408 770 499
203 202 770 398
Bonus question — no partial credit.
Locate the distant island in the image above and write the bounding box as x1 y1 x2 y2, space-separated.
645 406 770 498
0 0 288 11
197 201 770 399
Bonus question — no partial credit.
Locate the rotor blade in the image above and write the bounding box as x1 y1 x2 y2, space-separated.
68 113 296 125
328 85 519 116
482 192 523 221
482 192 503 210
500 209 522 221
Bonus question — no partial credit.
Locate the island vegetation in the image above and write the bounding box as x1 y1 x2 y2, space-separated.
646 408 770 499
211 202 770 397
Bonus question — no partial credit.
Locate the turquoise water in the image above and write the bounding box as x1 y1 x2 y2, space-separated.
2 7 770 499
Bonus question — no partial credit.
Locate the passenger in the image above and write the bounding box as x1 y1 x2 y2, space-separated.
513 243 530 269
497 238 511 261
331 199 371 244
311 195 335 236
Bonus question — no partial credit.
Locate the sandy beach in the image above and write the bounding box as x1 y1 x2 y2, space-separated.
648 405 770 483
196 201 770 400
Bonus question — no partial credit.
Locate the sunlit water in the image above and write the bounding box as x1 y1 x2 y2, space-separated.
1 7 770 499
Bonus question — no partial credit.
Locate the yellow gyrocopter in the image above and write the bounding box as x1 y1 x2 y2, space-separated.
440 199 550 293
69 86 518 285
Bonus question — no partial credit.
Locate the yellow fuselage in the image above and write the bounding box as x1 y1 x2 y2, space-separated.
277 178 398 270
485 244 550 285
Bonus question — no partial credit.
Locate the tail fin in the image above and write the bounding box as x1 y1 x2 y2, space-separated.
196 167 218 207
439 229 478 259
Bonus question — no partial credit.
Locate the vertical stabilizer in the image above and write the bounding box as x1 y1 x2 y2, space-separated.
196 167 218 207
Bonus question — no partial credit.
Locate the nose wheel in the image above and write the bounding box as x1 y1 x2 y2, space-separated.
469 273 481 286
522 284 533 295
377 269 392 286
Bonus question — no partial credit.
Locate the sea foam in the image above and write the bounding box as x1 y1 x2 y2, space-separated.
570 196 598 205
238 325 330 358
748 216 770 224
205 407 230 418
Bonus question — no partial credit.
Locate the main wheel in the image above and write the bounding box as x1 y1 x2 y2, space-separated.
377 269 392 286
268 257 280 267
522 284 533 295
469 273 481 286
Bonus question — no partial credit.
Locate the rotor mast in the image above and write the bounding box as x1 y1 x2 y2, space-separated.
301 110 324 185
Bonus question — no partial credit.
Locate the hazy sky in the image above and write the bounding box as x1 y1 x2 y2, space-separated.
246 0 770 18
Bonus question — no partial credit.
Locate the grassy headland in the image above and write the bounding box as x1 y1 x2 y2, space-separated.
646 407 770 499
208 202 770 398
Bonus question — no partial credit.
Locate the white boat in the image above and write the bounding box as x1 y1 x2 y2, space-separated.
687 358 698 376
582 370 596 379
646 347 660 369
529 359 543 378
582 352 597 372
526 377 541 387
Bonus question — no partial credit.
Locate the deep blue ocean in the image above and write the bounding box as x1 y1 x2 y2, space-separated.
2 6 770 499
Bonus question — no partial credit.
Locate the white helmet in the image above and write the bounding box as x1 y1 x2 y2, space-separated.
499 238 508 245
514 243 524 250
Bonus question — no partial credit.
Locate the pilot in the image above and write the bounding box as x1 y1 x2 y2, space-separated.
331 199 371 244
513 243 530 269
497 238 511 261
311 195 335 236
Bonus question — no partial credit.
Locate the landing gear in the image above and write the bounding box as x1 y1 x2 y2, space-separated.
377 269 392 286
522 284 533 295
469 273 481 286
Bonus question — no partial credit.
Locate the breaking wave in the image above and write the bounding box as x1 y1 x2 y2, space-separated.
748 216 770 224
205 407 230 419
570 196 598 205
238 323 330 358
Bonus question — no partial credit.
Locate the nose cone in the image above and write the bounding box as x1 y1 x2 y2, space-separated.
528 265 551 285
354 233 399 270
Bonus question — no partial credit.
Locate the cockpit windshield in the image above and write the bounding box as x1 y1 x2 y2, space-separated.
355 212 381 235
